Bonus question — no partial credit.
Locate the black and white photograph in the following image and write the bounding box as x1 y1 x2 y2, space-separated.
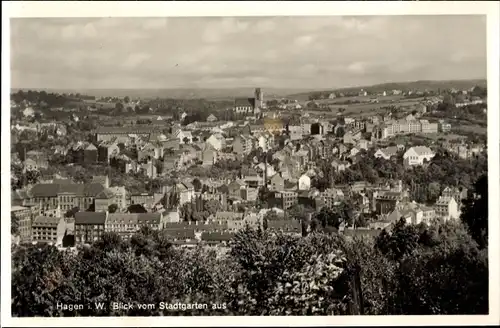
2 1 499 325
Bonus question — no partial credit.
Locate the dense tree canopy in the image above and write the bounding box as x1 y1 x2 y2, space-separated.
11 219 488 316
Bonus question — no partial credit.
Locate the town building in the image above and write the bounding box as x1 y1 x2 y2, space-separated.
434 196 460 221
403 146 435 166
374 146 398 160
105 213 162 240
11 205 33 243
31 216 65 245
74 212 107 244
27 182 106 213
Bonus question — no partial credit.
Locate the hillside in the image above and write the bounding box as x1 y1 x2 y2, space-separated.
11 87 316 100
287 79 487 100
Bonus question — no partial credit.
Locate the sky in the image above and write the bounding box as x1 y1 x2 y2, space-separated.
10 15 486 90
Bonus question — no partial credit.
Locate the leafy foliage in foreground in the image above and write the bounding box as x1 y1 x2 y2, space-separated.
12 220 488 317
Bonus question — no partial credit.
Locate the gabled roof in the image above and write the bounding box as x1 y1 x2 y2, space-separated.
411 146 434 156
215 211 244 221
234 98 255 107
85 144 98 151
32 216 61 227
107 213 161 225
207 114 218 121
75 212 106 225
201 231 234 242
267 219 301 232
95 189 114 199
378 146 398 157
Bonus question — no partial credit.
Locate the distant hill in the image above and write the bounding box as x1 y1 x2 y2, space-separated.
287 79 487 100
11 87 317 100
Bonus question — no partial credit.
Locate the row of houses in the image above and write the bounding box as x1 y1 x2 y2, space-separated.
21 209 302 247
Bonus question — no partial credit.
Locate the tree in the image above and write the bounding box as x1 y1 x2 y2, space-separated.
64 207 80 218
354 213 368 228
25 168 41 185
375 218 420 261
204 199 220 216
192 178 202 192
86 203 95 212
313 207 341 233
427 182 441 203
263 209 280 222
11 213 20 235
124 96 130 103
460 175 488 248
183 137 189 144
335 126 345 138
127 204 147 213
115 102 124 112
108 204 118 214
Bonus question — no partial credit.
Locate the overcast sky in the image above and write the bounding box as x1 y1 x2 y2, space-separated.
10 15 486 90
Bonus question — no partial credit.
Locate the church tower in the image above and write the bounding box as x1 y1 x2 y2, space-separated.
254 88 263 108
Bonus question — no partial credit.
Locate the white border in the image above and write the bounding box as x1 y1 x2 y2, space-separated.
2 1 499 327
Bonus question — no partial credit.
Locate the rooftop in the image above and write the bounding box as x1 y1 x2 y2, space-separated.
74 212 107 225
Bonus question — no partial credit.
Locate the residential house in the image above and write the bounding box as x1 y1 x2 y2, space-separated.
201 145 218 167
206 133 226 151
320 188 345 209
130 192 155 208
228 180 246 199
24 150 49 170
105 213 162 240
241 187 259 202
256 132 274 152
374 146 398 160
31 216 65 245
441 186 468 203
84 144 98 164
357 139 370 150
343 130 362 145
439 121 452 133
108 186 128 210
176 130 193 144
74 212 107 244
434 196 460 221
267 219 302 236
269 174 285 192
331 159 351 172
301 120 312 136
11 205 33 243
350 147 361 158
420 119 438 134
206 114 218 122
373 191 405 215
98 141 120 163
232 135 254 156
137 142 156 162
298 173 312 191
255 163 276 179
272 191 298 210
94 189 114 212
242 175 263 189
177 181 195 205
288 124 303 141
403 146 435 166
